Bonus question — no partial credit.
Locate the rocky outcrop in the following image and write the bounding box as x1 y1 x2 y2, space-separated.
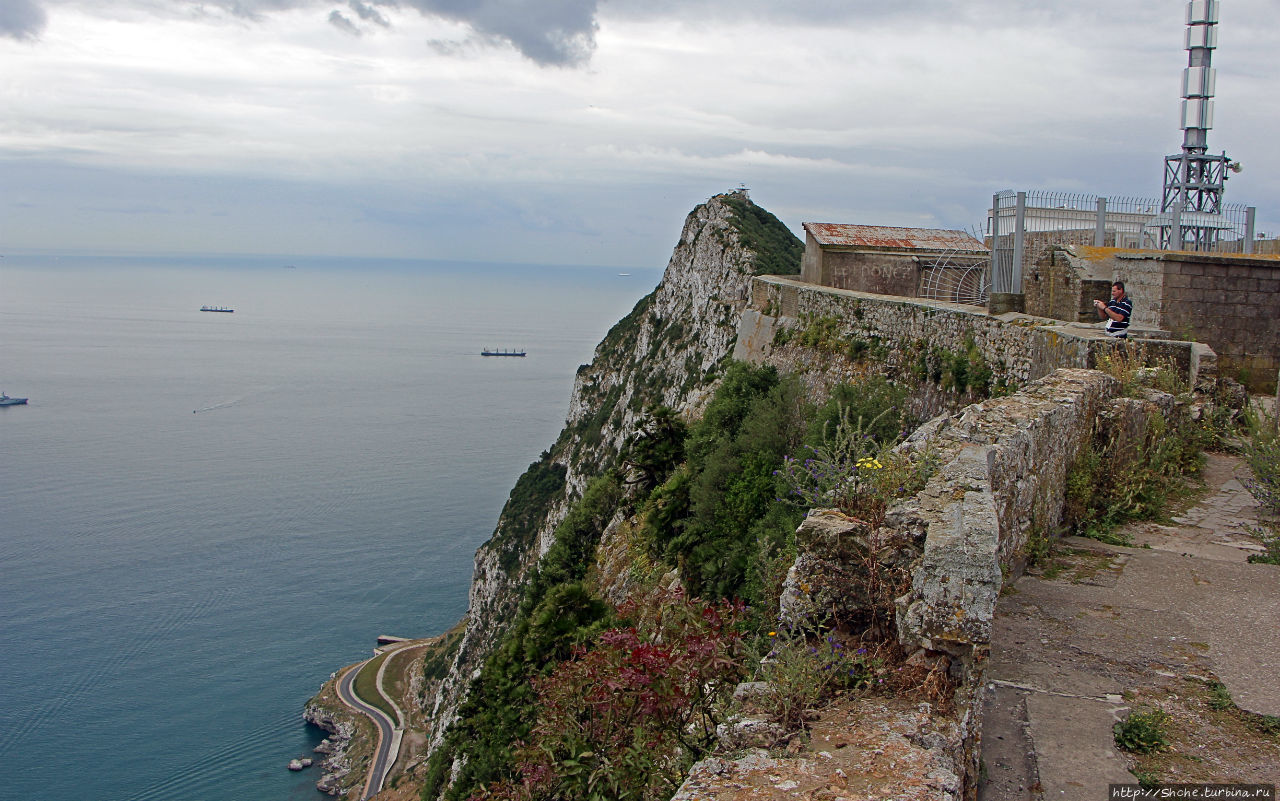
304 700 357 796
423 189 797 754
674 697 964 801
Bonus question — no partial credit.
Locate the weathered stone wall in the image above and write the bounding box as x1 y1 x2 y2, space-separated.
737 275 1214 395
1025 248 1131 325
893 369 1123 661
674 368 1182 800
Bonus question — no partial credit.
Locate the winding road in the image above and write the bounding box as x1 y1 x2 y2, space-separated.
335 659 402 800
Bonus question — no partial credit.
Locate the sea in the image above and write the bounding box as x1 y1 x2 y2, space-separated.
0 254 659 801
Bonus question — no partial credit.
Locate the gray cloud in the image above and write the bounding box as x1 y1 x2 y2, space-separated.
349 0 390 27
328 9 360 35
399 0 599 66
13 0 600 66
0 0 48 40
181 0 600 65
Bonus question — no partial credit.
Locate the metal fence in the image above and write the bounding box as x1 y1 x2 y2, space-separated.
988 189 1258 294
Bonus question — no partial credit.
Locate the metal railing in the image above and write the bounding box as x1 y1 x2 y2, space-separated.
988 189 1258 294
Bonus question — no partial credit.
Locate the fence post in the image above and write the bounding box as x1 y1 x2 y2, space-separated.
1012 191 1027 294
1095 197 1107 247
1244 206 1257 254
990 193 1003 293
1171 203 1183 251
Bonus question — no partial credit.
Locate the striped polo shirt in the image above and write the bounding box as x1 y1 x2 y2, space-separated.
1105 296 1132 337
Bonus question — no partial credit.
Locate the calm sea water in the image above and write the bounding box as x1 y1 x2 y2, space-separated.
0 255 658 801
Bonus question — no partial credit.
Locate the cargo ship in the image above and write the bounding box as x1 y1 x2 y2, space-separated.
200 306 234 313
481 348 526 357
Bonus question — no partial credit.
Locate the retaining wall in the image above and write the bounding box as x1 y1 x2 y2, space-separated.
737 275 1215 394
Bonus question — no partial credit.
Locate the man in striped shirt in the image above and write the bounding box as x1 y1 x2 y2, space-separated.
1094 281 1132 338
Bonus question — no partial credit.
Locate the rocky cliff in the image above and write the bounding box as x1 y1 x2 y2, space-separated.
423 189 802 754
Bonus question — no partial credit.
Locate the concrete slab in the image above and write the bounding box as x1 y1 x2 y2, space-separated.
1025 694 1133 801
977 685 1038 801
979 452 1280 798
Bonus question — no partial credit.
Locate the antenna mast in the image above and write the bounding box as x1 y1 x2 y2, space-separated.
1160 0 1233 250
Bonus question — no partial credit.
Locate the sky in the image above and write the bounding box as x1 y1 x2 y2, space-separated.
1 0 1277 268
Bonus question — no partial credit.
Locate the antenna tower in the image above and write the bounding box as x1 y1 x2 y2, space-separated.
1160 0 1234 250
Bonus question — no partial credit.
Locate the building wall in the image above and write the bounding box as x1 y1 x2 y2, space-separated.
1024 246 1280 391
820 250 921 296
1159 253 1280 388
802 232 951 297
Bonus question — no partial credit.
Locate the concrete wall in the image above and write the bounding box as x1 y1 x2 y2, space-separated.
801 232 923 296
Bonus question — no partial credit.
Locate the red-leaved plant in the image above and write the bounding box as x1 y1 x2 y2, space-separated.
471 589 748 801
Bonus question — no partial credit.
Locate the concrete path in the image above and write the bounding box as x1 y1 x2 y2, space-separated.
978 453 1279 801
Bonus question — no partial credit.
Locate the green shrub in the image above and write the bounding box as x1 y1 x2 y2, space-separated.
494 454 567 572
1065 411 1205 544
1207 681 1234 711
1241 408 1280 515
757 624 876 730
1114 706 1171 754
424 473 624 801
719 193 803 276
620 406 687 492
647 362 809 603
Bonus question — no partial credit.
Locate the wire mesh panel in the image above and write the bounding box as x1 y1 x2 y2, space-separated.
989 189 1256 268
919 247 990 307
919 264 989 306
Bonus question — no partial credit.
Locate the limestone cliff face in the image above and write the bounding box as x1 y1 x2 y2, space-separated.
424 190 796 751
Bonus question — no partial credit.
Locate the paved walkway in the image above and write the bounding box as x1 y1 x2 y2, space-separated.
978 453 1279 801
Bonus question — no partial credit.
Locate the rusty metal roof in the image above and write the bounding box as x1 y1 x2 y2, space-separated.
804 223 988 253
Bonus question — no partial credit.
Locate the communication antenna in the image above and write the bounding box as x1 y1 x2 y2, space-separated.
1159 0 1234 250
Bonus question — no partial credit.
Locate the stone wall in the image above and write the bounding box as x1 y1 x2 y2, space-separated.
737 275 1214 395
673 366 1183 800
893 369 1134 661
1158 252 1280 389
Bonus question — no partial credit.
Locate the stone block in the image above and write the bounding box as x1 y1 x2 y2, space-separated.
988 293 1026 314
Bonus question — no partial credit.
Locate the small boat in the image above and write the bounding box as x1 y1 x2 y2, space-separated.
481 348 526 357
200 306 234 313
0 392 28 406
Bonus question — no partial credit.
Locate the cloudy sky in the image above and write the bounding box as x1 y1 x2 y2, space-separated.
2 0 1277 268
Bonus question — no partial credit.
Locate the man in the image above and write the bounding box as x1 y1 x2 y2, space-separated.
1094 280 1132 338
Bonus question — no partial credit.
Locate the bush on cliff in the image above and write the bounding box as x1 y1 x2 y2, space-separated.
492 452 567 572
471 591 749 801
424 472 622 801
645 362 809 602
718 192 803 276
426 364 920 801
